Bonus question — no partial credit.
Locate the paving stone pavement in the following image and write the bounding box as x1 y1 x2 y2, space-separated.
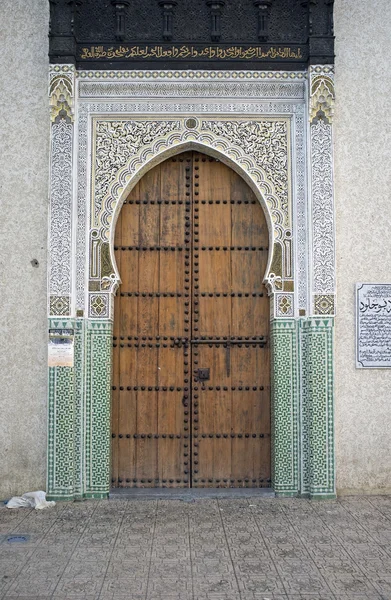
2 496 391 600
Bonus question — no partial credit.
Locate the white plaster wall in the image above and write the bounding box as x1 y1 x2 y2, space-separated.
0 0 49 497
0 0 390 497
334 0 391 493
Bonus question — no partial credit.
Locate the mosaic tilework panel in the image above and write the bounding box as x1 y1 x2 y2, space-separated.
49 295 71 316
85 319 113 497
47 366 75 499
270 319 299 495
73 319 85 499
300 317 335 498
314 293 335 315
47 318 76 500
89 292 110 317
275 292 294 317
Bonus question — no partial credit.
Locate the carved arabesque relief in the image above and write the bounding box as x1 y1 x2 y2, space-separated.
310 73 335 124
48 65 75 315
309 66 335 314
90 117 292 300
93 120 182 226
49 74 74 123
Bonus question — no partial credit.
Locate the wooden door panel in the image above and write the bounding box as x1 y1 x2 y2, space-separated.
113 150 270 489
194 437 270 486
160 204 186 245
138 250 160 290
197 204 231 245
194 156 229 201
118 252 139 290
192 152 270 488
198 251 231 292
231 298 268 336
197 390 233 433
160 155 191 201
138 165 161 202
159 253 186 292
231 204 269 246
197 298 232 337
231 251 267 291
118 346 186 387
139 204 160 246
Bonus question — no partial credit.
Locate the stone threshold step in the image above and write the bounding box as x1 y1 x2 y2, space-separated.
109 488 275 500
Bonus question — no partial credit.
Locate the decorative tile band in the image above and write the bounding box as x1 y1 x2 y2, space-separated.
79 80 305 99
47 318 75 500
47 366 75 499
73 320 85 500
314 294 335 315
49 295 71 316
275 293 294 317
77 69 308 80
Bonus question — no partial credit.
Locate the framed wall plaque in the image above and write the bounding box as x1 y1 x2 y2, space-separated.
356 283 391 368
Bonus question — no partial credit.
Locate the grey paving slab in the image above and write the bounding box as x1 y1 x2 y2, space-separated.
2 497 391 600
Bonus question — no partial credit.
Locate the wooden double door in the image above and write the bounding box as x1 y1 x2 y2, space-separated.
112 151 271 488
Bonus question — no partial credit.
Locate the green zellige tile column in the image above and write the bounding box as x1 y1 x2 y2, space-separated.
300 318 335 499
47 318 76 501
270 319 299 496
84 320 113 498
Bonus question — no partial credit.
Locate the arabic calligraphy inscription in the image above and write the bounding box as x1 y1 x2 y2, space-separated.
79 44 305 61
356 283 391 368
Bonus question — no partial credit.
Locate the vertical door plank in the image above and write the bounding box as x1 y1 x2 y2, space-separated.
192 152 270 488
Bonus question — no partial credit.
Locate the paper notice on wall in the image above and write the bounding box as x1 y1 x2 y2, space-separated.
48 329 74 367
356 283 391 368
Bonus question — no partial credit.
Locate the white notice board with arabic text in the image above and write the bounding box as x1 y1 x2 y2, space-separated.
48 329 74 367
356 283 391 368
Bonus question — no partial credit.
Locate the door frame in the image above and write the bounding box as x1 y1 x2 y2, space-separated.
47 66 336 500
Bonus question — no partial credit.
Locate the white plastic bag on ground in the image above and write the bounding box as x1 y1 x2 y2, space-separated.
7 491 56 510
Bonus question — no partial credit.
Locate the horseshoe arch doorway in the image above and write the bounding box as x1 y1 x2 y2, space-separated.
111 150 271 488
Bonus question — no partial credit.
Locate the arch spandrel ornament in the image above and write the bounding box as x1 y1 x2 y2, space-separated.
89 116 293 314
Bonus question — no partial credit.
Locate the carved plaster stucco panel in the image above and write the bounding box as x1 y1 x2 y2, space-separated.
79 81 305 99
309 66 335 314
48 65 75 315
